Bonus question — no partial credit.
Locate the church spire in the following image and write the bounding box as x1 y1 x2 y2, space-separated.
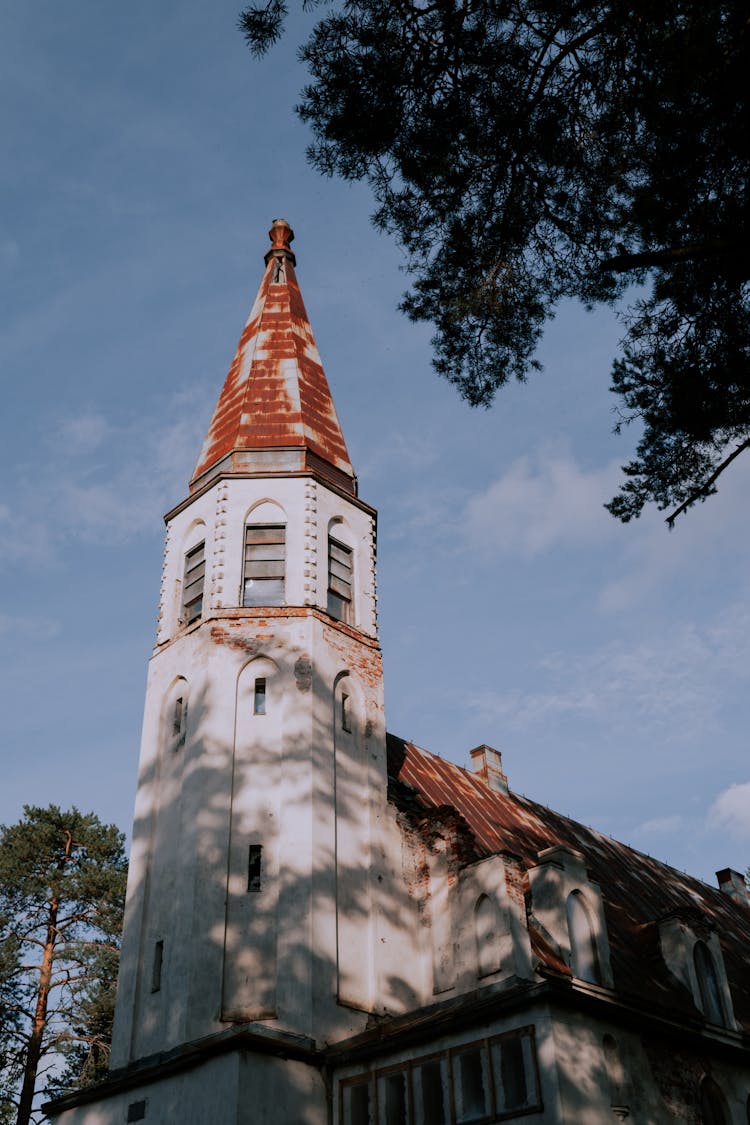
191 219 356 494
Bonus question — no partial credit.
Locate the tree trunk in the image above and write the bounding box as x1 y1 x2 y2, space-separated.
15 900 57 1125
15 902 57 1125
15 830 70 1125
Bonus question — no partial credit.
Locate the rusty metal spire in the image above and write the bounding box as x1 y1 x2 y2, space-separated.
190 220 355 494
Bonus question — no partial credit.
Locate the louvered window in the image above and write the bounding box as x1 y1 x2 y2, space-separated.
327 537 353 623
182 541 205 625
243 524 285 607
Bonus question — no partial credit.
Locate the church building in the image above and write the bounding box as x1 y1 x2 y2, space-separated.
47 221 750 1125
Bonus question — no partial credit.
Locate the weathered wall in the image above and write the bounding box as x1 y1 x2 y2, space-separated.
111 471 385 1068
53 1051 327 1125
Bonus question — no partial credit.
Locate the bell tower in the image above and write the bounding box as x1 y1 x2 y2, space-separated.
63 222 386 1123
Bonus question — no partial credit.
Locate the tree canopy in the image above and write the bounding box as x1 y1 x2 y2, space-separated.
0 806 127 1125
240 0 750 524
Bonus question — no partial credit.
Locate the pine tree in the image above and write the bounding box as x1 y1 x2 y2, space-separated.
240 0 750 524
0 806 127 1125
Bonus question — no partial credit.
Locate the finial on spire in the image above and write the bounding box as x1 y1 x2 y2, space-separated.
264 218 296 267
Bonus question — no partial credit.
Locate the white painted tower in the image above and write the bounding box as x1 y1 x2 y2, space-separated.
51 220 387 1124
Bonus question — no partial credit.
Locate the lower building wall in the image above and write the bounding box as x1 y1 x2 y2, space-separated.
551 1008 750 1125
49 1051 328 1125
332 1004 562 1124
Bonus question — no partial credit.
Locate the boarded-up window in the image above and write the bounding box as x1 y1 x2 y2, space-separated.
328 537 353 623
182 542 205 624
243 524 285 607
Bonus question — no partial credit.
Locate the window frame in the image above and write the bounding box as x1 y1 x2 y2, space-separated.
247 844 263 893
182 540 206 625
328 535 354 623
338 1027 542 1125
242 523 286 608
693 940 726 1026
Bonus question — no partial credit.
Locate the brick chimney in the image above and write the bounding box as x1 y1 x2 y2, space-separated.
470 745 509 794
716 868 750 908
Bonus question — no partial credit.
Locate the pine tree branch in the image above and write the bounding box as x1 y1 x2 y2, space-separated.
603 238 750 272
666 437 750 527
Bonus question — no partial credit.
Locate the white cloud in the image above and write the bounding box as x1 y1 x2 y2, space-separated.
360 431 439 481
457 442 750 612
57 412 110 455
466 600 750 740
708 783 750 841
599 454 750 612
0 387 210 565
465 448 622 558
632 815 685 837
0 613 60 639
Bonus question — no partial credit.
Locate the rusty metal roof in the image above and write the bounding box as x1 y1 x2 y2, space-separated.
387 734 750 1032
191 220 354 489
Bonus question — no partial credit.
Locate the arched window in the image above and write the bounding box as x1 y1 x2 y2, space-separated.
694 941 725 1025
566 891 601 984
475 894 502 978
699 1077 728 1125
243 521 285 607
603 1035 628 1113
165 678 188 752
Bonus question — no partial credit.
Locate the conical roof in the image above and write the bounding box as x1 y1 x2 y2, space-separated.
191 220 355 494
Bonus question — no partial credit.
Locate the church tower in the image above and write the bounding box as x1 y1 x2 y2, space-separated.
54 221 387 1124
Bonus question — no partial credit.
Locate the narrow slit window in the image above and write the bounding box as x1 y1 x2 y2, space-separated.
254 677 267 716
248 845 263 892
341 692 351 732
327 536 353 623
172 696 184 736
182 541 205 625
243 524 285 607
171 694 187 750
151 940 164 993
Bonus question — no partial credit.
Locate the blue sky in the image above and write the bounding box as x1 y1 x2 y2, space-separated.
2 1 749 886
